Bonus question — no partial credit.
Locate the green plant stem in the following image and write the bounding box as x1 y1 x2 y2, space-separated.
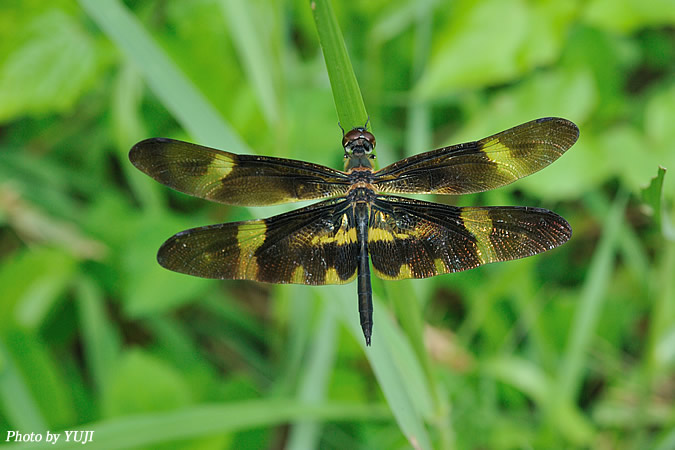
311 0 370 136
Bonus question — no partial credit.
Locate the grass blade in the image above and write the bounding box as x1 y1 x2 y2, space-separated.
0 340 48 431
331 287 433 450
78 0 249 152
220 0 281 126
75 276 121 396
558 191 627 397
311 0 369 134
287 299 338 450
6 401 388 450
553 191 628 442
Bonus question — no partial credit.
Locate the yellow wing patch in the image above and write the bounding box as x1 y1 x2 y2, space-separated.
308 214 358 246
479 137 529 181
369 210 410 243
459 209 496 264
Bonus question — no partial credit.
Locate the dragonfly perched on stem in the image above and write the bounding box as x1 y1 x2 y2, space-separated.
130 117 578 346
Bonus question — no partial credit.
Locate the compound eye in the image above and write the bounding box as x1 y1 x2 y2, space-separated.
362 130 376 149
342 129 362 148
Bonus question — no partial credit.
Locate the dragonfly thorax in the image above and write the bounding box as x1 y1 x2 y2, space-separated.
346 186 376 204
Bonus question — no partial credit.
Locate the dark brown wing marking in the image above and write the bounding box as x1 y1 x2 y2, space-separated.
157 198 359 285
373 117 578 195
130 138 350 206
368 195 571 280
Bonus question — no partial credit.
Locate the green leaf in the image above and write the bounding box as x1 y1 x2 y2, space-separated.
642 167 675 240
311 0 369 133
584 0 675 32
416 0 578 98
101 349 192 417
0 9 107 121
419 0 526 95
641 167 666 229
0 247 77 331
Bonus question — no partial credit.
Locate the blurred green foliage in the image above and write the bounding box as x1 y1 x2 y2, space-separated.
1 0 674 449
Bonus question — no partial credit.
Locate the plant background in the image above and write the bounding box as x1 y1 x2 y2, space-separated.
1 0 674 449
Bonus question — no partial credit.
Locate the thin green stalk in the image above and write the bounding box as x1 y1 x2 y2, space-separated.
647 237 675 372
311 4 432 448
75 276 121 397
311 0 369 135
287 298 338 450
553 190 628 440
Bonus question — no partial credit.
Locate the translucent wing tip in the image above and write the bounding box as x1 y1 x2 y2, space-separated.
536 117 580 146
128 137 173 170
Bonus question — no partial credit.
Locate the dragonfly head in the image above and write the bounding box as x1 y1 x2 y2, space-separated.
343 127 376 170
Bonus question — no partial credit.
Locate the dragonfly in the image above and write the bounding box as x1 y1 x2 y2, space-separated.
129 117 578 346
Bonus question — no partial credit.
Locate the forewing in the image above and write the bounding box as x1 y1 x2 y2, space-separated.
368 196 571 280
158 198 359 285
130 138 350 205
373 117 578 195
